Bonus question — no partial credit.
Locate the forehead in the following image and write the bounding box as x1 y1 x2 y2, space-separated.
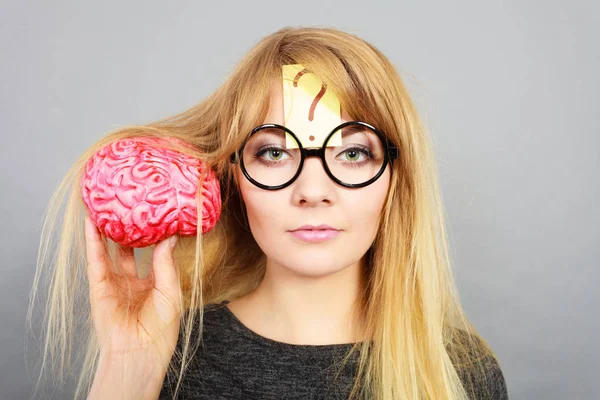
263 79 351 125
264 80 285 124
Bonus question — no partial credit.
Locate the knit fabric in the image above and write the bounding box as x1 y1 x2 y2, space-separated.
159 300 508 399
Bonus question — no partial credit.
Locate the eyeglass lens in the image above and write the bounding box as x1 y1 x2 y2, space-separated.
241 123 385 187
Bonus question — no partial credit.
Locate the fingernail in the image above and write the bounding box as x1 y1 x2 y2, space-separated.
170 235 178 248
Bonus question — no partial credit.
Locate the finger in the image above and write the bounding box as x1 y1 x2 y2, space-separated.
84 216 109 287
115 244 137 278
151 236 182 317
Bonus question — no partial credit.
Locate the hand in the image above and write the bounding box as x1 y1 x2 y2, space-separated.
84 216 182 366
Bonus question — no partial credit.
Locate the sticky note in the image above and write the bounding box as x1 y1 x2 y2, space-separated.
282 64 342 149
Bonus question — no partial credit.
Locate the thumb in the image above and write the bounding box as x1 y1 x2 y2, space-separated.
151 235 182 320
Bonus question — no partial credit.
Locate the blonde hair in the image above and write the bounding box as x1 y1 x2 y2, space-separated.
28 26 500 399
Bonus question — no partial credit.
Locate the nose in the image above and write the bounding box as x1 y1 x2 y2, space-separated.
290 156 335 206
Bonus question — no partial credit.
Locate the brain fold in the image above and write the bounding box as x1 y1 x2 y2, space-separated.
81 136 221 247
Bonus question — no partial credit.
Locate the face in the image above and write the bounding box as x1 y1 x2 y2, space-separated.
236 80 391 278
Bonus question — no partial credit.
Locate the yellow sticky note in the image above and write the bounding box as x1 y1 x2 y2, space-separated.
282 64 342 149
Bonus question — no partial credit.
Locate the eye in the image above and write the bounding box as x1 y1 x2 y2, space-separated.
265 149 284 160
338 147 371 162
256 147 291 162
343 148 364 161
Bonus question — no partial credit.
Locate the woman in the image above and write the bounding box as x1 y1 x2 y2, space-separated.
28 27 508 399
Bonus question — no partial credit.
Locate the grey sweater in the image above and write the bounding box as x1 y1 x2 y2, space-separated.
159 300 508 399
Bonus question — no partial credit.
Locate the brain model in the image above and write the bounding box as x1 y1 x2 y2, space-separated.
81 136 221 247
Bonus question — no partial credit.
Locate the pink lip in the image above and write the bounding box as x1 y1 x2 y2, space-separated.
289 225 341 243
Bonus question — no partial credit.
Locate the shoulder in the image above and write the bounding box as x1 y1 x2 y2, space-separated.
160 302 243 398
181 301 230 326
462 350 508 400
447 329 509 400
170 302 232 352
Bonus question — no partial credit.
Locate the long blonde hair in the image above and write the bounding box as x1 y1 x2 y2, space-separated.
28 26 499 399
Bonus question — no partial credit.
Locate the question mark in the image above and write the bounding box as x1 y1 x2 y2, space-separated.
294 68 327 125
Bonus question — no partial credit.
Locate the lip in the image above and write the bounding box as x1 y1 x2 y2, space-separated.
288 225 341 243
291 224 338 231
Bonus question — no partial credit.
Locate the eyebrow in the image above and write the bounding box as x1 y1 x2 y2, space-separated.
257 127 287 137
341 125 369 136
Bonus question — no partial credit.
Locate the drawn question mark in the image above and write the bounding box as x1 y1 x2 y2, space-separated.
293 69 326 142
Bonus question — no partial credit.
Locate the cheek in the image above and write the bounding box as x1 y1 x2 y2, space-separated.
240 187 291 259
239 177 285 231
344 171 390 242
351 171 389 216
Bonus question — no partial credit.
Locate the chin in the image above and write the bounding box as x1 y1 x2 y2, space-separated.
279 255 353 278
284 265 347 278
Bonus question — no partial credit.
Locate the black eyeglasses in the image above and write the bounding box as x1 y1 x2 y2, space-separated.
230 121 398 190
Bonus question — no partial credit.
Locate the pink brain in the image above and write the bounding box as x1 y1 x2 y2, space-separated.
81 136 221 247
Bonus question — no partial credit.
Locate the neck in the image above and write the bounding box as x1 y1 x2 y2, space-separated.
230 258 367 346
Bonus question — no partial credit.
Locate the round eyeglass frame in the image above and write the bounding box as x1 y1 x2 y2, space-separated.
229 121 399 190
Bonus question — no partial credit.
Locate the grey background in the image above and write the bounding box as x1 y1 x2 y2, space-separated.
1 1 598 399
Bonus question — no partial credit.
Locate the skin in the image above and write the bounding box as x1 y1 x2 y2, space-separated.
85 218 181 399
227 81 391 345
84 79 391 398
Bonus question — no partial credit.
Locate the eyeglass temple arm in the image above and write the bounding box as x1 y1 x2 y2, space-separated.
388 143 399 160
